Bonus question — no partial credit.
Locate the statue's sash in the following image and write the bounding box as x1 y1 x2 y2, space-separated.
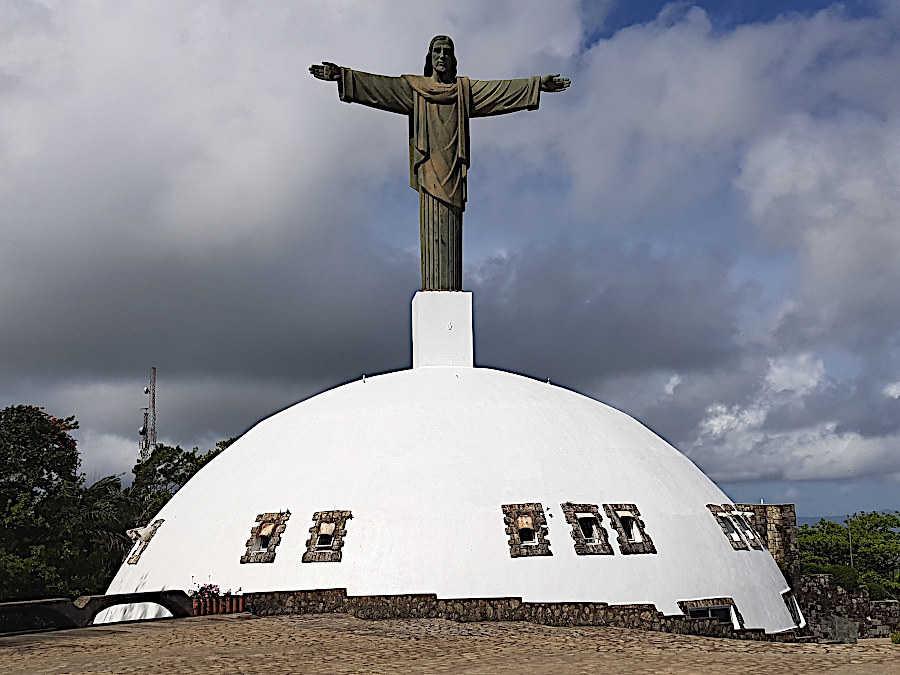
401 75 471 209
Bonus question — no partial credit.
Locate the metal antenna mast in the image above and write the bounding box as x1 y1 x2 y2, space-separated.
138 366 158 461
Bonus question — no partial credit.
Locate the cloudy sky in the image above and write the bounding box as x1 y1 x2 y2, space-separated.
3 0 899 517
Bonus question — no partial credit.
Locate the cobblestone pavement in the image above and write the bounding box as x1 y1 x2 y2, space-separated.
3 614 898 674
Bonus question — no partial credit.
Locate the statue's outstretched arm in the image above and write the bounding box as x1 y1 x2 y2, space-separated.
311 64 413 114
540 74 571 92
310 62 341 81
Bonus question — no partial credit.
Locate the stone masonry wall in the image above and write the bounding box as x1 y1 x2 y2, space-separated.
245 589 798 642
871 600 900 637
797 574 900 639
736 503 800 585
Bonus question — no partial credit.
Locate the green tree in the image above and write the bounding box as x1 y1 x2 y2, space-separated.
799 511 900 600
1 406 143 601
0 405 84 600
56 475 135 588
126 444 224 525
0 405 79 511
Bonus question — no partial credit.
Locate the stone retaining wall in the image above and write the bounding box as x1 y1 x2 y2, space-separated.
245 589 798 642
797 574 900 639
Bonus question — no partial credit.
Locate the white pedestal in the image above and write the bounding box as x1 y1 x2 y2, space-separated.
412 291 474 368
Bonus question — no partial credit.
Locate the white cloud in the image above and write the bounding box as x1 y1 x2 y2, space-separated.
883 382 900 399
736 113 900 351
663 374 681 396
698 402 767 440
687 352 900 482
765 353 824 395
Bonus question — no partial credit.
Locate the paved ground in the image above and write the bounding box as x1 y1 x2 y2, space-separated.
2 613 897 674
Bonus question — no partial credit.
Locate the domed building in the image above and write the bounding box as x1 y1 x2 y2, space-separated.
98 292 803 634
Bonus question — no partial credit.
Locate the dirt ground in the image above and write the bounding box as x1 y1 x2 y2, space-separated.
3 613 898 674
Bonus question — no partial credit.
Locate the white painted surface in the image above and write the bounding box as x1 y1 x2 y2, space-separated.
412 291 473 367
94 602 171 624
101 366 796 632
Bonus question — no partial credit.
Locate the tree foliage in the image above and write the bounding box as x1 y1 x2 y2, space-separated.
127 444 224 524
799 511 900 600
0 405 79 510
0 404 234 603
0 405 87 600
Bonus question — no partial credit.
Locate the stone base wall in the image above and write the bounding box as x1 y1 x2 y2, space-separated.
245 589 798 642
797 574 900 639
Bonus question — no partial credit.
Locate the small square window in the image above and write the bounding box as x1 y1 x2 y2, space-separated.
240 511 290 564
723 517 740 540
709 606 732 623
516 515 537 544
617 512 640 542
501 503 552 557
782 590 804 627
679 597 744 628
733 512 765 549
560 503 613 555
578 515 599 541
303 510 352 563
688 606 732 623
604 504 656 554
315 521 336 549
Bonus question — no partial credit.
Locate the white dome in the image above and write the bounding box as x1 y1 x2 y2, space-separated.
100 293 796 632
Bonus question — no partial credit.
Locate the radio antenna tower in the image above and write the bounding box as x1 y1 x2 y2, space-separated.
138 366 158 461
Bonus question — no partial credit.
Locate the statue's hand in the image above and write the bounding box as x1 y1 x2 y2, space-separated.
309 62 341 81
541 74 571 92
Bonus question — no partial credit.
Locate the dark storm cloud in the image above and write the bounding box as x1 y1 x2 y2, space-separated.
1 209 417 383
472 241 744 388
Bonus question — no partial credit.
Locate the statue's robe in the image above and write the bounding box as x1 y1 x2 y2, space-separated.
337 69 541 290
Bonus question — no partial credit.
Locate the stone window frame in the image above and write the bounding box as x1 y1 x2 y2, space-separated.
707 504 749 550
302 510 352 563
678 597 745 629
501 503 552 558
240 511 290 564
126 519 164 565
603 503 656 555
707 504 765 550
560 502 614 555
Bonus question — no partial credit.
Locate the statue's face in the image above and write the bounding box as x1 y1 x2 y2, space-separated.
431 39 454 77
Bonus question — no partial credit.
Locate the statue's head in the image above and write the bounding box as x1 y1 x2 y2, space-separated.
424 35 456 80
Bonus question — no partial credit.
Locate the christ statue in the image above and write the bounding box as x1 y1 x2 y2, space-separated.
311 35 570 291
